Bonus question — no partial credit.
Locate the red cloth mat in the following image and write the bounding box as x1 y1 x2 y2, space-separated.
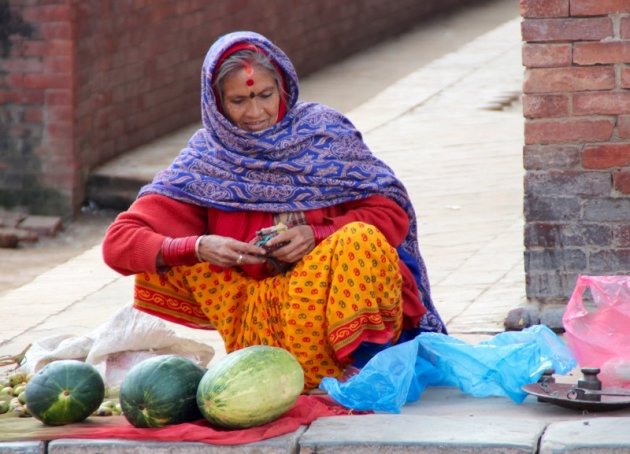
60 395 355 445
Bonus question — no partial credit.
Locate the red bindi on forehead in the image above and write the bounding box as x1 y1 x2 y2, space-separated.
243 61 255 86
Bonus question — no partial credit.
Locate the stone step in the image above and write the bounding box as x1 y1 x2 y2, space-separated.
85 174 147 211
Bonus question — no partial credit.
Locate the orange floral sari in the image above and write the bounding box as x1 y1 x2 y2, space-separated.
134 222 403 389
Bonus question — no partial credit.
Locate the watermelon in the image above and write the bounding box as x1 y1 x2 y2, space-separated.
25 360 105 426
196 345 304 429
120 355 205 428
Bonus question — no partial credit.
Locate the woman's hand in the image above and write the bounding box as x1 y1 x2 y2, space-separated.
197 235 267 267
265 225 315 264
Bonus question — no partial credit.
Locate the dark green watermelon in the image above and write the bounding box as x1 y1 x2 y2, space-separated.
25 360 105 426
120 355 205 428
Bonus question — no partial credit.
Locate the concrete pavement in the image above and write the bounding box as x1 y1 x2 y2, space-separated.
1 3 525 363
4 4 630 453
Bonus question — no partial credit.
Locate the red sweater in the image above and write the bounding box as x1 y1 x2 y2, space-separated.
102 194 427 326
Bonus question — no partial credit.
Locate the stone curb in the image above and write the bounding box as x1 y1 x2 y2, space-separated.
5 415 630 453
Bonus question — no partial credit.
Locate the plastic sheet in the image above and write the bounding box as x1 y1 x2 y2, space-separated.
563 275 630 387
320 325 576 413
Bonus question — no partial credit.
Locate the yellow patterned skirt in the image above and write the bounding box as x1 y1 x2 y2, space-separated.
134 222 403 389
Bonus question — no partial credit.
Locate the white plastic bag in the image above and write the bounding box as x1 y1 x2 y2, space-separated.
20 334 94 371
20 305 214 394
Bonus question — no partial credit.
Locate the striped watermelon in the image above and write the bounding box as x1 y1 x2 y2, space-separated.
196 345 304 429
25 360 105 426
120 355 205 428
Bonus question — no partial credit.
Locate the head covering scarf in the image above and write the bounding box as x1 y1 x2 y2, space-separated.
139 31 445 335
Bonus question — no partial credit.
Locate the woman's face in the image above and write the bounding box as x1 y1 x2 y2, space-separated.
221 65 280 132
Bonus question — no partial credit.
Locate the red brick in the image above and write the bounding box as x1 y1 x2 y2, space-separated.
570 0 630 16
9 125 41 142
526 223 613 248
179 11 204 28
37 139 74 155
6 73 24 88
521 18 612 42
0 91 14 104
43 56 73 74
38 151 75 167
617 225 630 247
45 122 73 139
45 89 73 106
525 119 614 144
520 0 569 18
522 43 572 68
623 17 630 40
589 249 630 273
16 228 39 243
582 143 630 169
622 67 630 89
3 89 45 104
22 40 73 58
525 169 611 196
148 4 179 22
22 5 74 22
523 145 581 169
42 168 75 187
24 107 43 123
23 73 72 90
17 215 63 237
7 123 23 136
574 42 630 65
0 209 27 228
573 92 630 115
21 41 49 57
619 115 630 138
47 105 73 122
46 40 73 57
2 57 43 73
613 171 630 194
523 94 569 118
523 67 615 93
39 22 74 40
0 229 19 248
174 1 204 15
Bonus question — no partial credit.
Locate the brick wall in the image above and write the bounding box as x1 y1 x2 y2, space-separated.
521 0 630 304
1 0 475 218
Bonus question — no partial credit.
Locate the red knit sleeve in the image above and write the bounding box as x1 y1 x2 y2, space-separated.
102 194 207 275
307 195 409 246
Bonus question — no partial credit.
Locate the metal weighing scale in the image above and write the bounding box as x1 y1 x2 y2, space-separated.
523 368 630 411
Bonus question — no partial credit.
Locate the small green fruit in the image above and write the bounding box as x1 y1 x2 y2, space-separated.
9 373 27 387
12 384 25 396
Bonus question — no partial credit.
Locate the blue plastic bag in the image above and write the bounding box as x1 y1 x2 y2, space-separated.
319 324 576 413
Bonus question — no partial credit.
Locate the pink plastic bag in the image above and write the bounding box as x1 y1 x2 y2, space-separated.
562 275 630 386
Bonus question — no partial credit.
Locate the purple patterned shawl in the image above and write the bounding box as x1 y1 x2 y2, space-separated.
138 31 445 334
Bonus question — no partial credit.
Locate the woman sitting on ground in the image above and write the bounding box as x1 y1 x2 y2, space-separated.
102 31 446 390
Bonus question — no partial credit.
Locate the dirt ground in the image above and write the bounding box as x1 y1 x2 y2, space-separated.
0 208 119 298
